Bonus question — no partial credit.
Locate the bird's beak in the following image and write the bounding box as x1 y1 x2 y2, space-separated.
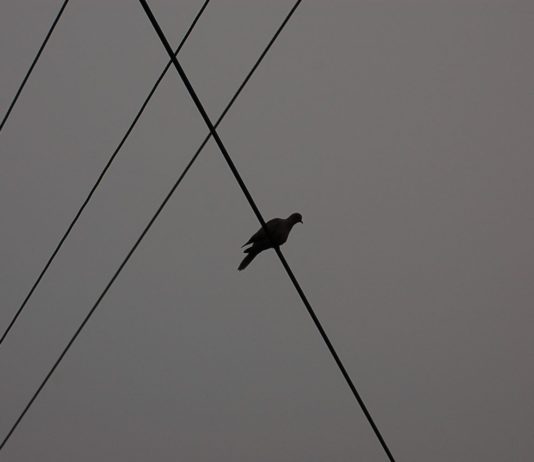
299 219 303 224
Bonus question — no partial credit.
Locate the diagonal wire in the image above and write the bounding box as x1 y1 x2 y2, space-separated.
0 0 302 451
0 0 70 133
0 0 211 346
139 0 397 461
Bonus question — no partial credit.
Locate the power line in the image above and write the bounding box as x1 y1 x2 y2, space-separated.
0 0 211 346
0 0 70 133
0 0 302 451
138 0 397 461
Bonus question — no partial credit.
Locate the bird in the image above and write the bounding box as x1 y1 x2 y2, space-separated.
238 212 303 271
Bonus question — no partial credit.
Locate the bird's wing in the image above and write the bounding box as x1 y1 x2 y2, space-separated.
242 218 282 247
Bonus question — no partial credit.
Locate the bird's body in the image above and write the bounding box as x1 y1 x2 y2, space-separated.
238 212 302 270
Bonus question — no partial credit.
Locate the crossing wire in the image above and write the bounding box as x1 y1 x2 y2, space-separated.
139 0 397 461
0 0 211 346
0 0 70 133
0 0 303 451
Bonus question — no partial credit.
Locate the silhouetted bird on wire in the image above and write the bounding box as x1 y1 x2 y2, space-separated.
238 212 303 270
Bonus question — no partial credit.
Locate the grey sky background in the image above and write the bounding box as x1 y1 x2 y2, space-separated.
1 1 533 460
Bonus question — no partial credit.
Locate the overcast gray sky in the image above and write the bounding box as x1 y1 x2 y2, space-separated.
1 1 533 461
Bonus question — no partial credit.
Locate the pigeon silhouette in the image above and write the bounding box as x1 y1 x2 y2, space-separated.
238 212 303 271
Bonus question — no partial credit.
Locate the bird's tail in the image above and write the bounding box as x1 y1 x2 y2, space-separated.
238 247 258 271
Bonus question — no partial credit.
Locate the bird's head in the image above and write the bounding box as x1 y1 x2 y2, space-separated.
289 212 303 224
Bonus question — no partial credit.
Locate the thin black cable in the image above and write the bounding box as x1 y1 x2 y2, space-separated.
0 0 211 346
0 0 70 133
0 0 302 450
139 1 397 461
